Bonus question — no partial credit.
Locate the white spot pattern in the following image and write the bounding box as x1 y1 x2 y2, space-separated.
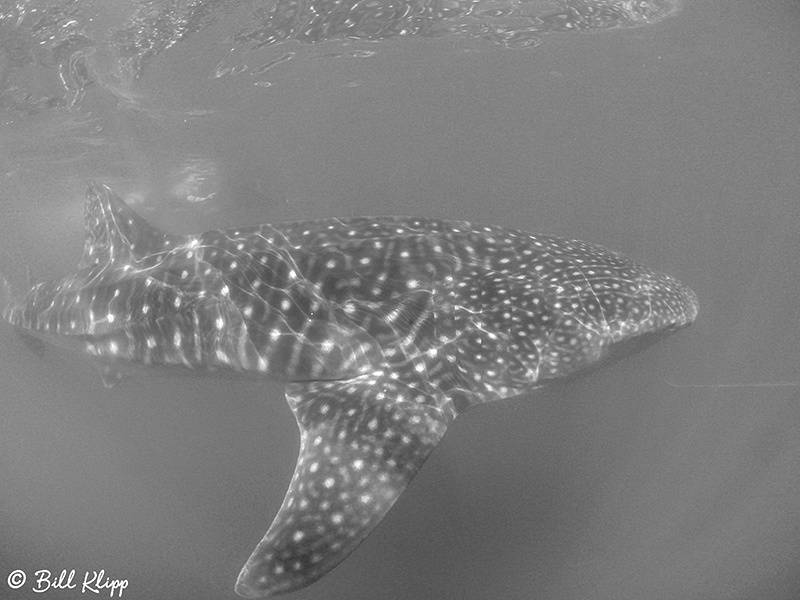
2 183 699 598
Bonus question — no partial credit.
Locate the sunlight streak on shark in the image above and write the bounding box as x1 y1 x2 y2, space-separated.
2 183 698 596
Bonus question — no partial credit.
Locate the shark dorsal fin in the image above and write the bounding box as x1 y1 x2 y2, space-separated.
79 182 183 269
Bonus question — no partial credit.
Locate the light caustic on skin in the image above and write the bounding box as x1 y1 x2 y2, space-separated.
3 182 698 597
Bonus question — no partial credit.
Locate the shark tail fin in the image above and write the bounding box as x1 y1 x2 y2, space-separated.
1 273 11 317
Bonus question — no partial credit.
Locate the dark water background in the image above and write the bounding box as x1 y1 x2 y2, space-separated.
1 1 800 599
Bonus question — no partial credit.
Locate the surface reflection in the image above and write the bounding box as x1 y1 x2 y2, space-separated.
0 0 682 113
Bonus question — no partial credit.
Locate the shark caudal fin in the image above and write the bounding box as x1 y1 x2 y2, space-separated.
79 182 186 269
235 376 450 597
1 273 11 309
0 273 15 323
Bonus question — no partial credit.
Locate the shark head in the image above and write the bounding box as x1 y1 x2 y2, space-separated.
3 183 698 596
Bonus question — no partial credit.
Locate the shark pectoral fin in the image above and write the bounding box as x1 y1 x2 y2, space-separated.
235 378 450 598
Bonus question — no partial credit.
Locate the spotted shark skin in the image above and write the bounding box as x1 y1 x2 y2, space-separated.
2 183 698 597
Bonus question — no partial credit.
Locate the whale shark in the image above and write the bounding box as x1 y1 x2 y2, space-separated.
2 183 698 597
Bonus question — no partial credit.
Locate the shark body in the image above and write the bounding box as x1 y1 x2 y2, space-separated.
3 183 698 596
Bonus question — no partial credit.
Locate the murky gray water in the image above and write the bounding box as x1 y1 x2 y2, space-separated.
1 1 799 599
